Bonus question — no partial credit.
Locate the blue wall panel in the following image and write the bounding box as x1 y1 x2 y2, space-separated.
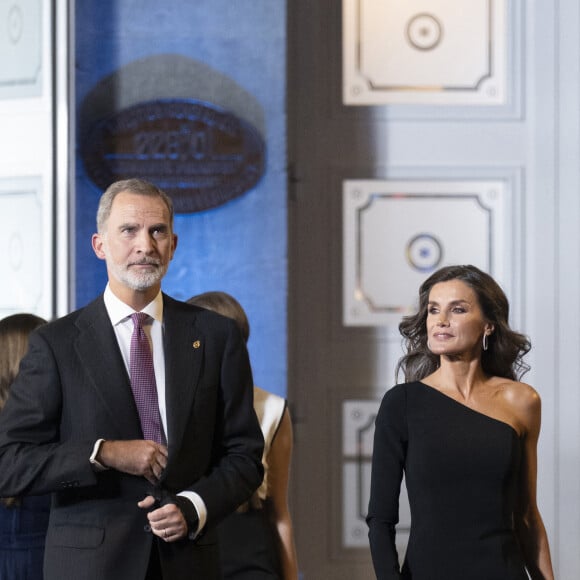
75 1 287 395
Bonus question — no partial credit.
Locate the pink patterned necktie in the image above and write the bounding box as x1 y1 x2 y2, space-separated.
129 312 166 445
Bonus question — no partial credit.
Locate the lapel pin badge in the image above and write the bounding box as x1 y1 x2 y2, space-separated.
192 340 201 349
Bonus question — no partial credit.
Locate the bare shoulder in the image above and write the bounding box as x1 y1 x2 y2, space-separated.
502 380 541 408
497 379 541 435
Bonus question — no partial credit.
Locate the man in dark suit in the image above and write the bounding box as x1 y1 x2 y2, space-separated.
0 178 264 579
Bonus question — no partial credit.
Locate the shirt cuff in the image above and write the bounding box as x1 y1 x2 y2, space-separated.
177 491 207 537
89 439 108 472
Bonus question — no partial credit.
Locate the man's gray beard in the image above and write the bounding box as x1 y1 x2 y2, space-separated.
116 263 168 291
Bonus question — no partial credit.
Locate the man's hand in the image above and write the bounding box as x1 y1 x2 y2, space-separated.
97 440 168 484
138 495 188 542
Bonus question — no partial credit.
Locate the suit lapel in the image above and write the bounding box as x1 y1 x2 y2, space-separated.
162 296 202 452
74 297 143 438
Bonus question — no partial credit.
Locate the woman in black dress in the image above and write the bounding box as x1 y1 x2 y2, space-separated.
0 313 49 580
367 265 554 580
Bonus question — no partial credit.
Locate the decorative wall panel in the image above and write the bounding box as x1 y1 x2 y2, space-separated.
0 0 42 99
342 400 376 548
342 399 411 550
343 179 510 326
343 0 507 105
0 177 45 318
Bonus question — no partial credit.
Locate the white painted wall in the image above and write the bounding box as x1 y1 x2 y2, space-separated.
289 0 580 577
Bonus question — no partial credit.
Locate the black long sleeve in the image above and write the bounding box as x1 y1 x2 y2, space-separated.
367 385 408 579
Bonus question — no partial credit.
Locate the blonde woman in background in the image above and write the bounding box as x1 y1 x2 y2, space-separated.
0 313 48 580
187 292 298 580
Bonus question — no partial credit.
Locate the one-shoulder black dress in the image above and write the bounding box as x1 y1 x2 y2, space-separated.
367 382 528 580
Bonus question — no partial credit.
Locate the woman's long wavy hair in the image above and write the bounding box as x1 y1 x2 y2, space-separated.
395 265 531 383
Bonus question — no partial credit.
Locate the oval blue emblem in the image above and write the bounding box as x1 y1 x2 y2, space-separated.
80 99 266 213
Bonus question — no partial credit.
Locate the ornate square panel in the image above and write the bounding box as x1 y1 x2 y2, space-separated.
0 0 42 99
343 179 510 326
341 400 376 547
341 399 411 549
343 0 507 105
0 177 45 317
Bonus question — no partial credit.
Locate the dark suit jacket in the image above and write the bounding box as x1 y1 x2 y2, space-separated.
0 294 264 580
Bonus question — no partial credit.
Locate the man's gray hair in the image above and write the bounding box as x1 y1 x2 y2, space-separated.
96 178 174 233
